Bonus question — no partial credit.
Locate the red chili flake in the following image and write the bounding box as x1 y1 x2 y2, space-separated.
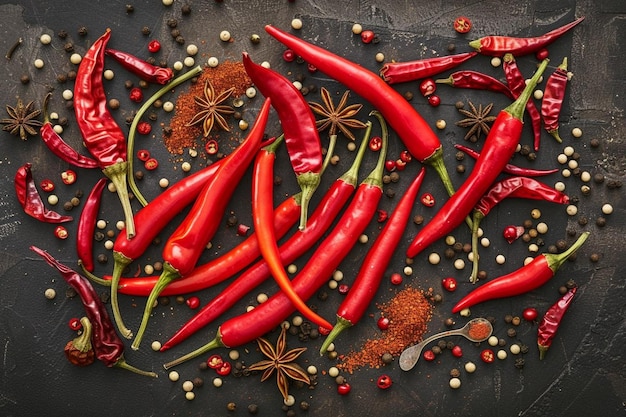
338 284 350 295
68 317 82 331
318 325 331 336
480 348 495 363
384 159 396 172
377 316 390 330
368 136 382 152
307 63 317 73
421 193 435 207
40 179 55 192
419 78 436 97
442 277 457 292
389 272 403 286
236 223 250 236
503 225 525 243
394 159 407 171
427 94 441 107
129 87 143 102
337 382 351 395
144 158 159 170
522 307 538 322
535 48 549 61
451 345 463 357
205 139 219 155
376 375 392 389
360 30 375 44
186 296 200 309
137 149 151 161
376 209 388 223
54 225 68 239
207 354 224 369
399 150 412 163
137 121 152 135
282 49 296 62
216 361 232 376
453 16 472 34
147 40 161 53
61 170 77 185
423 349 436 361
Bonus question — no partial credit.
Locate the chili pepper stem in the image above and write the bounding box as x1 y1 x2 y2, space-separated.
507 59 550 121
296 172 321 230
79 263 112 286
322 134 338 173
163 333 224 370
319 316 353 355
545 231 589 272
102 161 135 239
73 317 94 353
113 355 158 378
109 251 134 338
470 211 485 284
428 147 472 229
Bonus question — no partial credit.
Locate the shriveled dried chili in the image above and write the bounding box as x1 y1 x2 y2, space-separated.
105 48 174 85
453 144 558 177
380 52 477 84
14 163 72 224
538 287 577 359
436 70 515 99
541 57 569 143
76 178 108 273
64 317 95 367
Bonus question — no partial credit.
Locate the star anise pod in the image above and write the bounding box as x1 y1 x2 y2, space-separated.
247 325 310 401
186 79 235 137
309 87 367 141
455 101 496 141
1 98 42 140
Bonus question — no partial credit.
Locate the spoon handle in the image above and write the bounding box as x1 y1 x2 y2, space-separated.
399 329 463 371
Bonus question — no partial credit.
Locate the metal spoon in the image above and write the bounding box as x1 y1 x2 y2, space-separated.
399 317 493 371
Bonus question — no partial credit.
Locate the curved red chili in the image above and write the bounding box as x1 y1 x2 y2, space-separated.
319 166 425 354
162 111 389 369
105 48 173 85
131 98 271 350
469 16 585 57
406 59 549 259
74 29 135 238
538 287 577 360
452 232 589 313
243 52 322 230
76 178 108 273
14 163 72 224
436 70 515 99
454 144 558 177
380 52 477 84
541 57 569 143
264 24 456 198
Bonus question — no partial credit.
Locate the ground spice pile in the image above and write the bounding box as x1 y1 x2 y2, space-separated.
338 286 433 373
165 61 252 154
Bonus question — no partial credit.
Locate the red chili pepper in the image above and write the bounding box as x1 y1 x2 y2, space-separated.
39 93 99 169
64 317 95 367
282 49 296 62
161 112 388 367
76 178 107 272
243 52 322 230
502 53 542 151
376 209 388 222
215 361 232 376
380 52 477 84
442 277 457 292
61 169 77 185
136 149 150 161
30 247 156 377
206 354 224 369
129 87 143 102
454 17 472 34
40 179 55 192
406 59 549 259
159 123 372 351
452 232 589 313
369 136 382 152
137 121 151 135
421 192 435 207
131 99 271 350
453 144 559 177
105 48 173 85
144 158 158 170
541 57 569 143
265 24 456 197
436 71 515 99
252 136 333 330
74 29 135 239
54 225 69 240
69 317 82 331
480 348 495 363
14 163 72 224
419 78 437 97
537 287 577 359
205 139 219 155
469 17 585 57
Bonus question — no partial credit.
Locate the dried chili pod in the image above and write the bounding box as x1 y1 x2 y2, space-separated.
541 57 569 143
14 163 73 224
538 287 577 359
64 317 96 367
105 48 174 85
76 178 108 272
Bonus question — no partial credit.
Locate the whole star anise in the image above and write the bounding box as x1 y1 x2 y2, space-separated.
309 87 367 141
1 98 42 140
247 325 310 401
186 79 235 137
455 101 496 141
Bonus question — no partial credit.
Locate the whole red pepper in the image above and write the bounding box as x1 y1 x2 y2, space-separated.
14 163 72 224
454 144 558 177
436 70 515 99
74 29 135 239
406 59 550 259
242 52 322 230
131 98 271 350
538 287 577 360
469 16 585 56
379 52 477 84
452 232 589 313
105 48 174 85
541 57 569 143
76 178 108 272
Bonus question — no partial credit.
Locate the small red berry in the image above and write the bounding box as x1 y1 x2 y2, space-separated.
377 316 390 330
186 296 200 309
442 277 457 292
535 48 549 61
137 121 152 135
384 159 396 172
360 30 375 44
61 170 77 185
376 374 392 389
522 307 538 322
423 349 436 361
389 273 403 286
503 225 525 243
282 49 296 62
147 40 161 53
337 382 351 395
68 318 82 331
338 284 350 295
451 345 463 358
427 94 441 107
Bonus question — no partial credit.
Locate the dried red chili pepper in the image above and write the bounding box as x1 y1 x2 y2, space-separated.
454 144 558 177
131 99 271 350
54 225 69 239
419 78 437 97
162 111 389 369
380 52 477 84
74 29 135 238
39 93 99 169
61 169 77 185
541 57 569 143
64 317 95 367
538 287 577 359
407 59 549 259
319 166 425 354
469 17 585 57
76 178 108 273
106 48 173 85
452 232 588 313
14 163 72 224
265 24 456 198
436 70 515 99
502 53 542 151
31 246 156 377
243 52 322 230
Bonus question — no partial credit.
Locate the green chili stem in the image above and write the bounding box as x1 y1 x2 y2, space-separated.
109 251 133 338
545 231 590 273
114 356 158 378
364 111 389 188
163 334 224 370
102 161 135 239
319 316 352 355
469 211 485 284
338 122 371 186
322 134 338 173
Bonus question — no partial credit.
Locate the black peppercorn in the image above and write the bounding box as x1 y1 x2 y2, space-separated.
450 368 461 378
589 138 600 148
566 279 577 289
300 401 310 411
317 290 328 301
57 30 68 39
444 247 456 259
595 216 606 227
403 91 414 101
477 270 488 281
94 231 105 241
437 339 447 350
125 4 134 13
431 345 442 355
455 101 464 109
175 36 185 45
226 214 238 227
181 4 191 15
385 188 396 198
141 26 151 35
226 402 236 411
520 144 531 156
247 404 259 414
455 151 465 161
20 75 30 84
507 328 517 337
381 352 394 364
504 314 513 324
447 43 456 52
578 216 588 226
63 201 74 211
167 18 178 28
77 26 88 36
590 253 600 262
64 42 74 53
413 215 424 225
514 358 525 369
444 317 455 327
134 170 144 180
456 164 466 174
67 70 77 80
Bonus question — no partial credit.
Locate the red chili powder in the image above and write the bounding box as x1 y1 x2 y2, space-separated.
468 320 491 340
165 61 252 154
338 286 433 373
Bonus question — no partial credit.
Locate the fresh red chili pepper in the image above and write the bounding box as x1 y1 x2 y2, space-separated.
236 223 250 236
147 40 161 53
40 179 55 192
30 246 156 377
61 169 77 185
74 29 135 239
206 354 224 369
380 52 477 84
64 317 95 367
435 70 515 99
68 317 83 331
131 99 271 350
136 149 150 161
39 93 99 169
523 307 539 322
406 59 549 259
14 163 72 224
421 192 435 207
480 348 495 363
454 144 559 177
469 17 585 57
54 225 69 239
454 17 472 34
452 232 588 313
376 375 392 389
536 48 550 61
144 158 158 170
442 277 457 292
538 287 577 359
205 139 218 155
159 123 372 351
502 53 542 151
369 135 382 151
161 112 388 367
243 52 322 230
215 361 232 376
265 24 456 197
76 178 107 272
419 78 437 97
541 57 569 143
253 135 333 330
376 209 388 222
105 48 173 85
384 159 396 172
399 150 412 163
